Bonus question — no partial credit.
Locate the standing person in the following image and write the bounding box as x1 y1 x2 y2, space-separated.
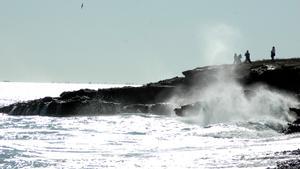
237 54 242 64
271 46 276 61
233 53 238 64
245 50 252 63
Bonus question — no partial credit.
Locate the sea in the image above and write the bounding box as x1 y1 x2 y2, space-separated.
0 82 300 169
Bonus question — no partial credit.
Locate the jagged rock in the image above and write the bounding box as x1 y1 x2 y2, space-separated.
147 76 185 87
74 100 123 116
279 149 300 156
122 104 151 114
96 86 176 104
289 108 300 117
60 89 97 100
122 103 174 115
295 94 300 101
183 59 300 93
149 103 175 115
269 149 300 169
268 159 300 169
42 97 53 102
283 123 300 134
0 95 175 116
174 102 202 116
279 107 300 134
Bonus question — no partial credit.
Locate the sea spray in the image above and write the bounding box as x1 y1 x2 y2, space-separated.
198 23 242 65
188 82 297 127
172 65 299 130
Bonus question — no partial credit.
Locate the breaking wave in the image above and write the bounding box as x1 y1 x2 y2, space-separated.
172 64 299 133
179 81 298 133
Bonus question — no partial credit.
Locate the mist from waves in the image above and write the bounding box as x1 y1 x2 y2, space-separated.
170 66 299 132
181 82 298 130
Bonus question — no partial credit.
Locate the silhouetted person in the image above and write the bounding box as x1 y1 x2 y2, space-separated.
234 53 242 64
244 50 252 63
233 53 238 64
237 54 242 64
81 3 84 9
271 46 276 61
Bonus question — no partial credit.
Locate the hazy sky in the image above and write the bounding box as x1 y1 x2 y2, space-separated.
1 0 299 84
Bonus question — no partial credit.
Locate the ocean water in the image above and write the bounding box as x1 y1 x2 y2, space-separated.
0 82 300 169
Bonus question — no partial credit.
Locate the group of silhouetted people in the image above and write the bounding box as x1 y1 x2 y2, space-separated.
233 53 242 64
234 46 276 64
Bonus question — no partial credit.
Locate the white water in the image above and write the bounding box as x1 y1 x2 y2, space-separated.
0 82 300 169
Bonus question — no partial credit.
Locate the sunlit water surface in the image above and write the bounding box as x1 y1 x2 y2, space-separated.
0 82 299 169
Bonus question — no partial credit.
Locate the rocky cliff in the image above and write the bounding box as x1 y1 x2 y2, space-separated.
1 58 300 130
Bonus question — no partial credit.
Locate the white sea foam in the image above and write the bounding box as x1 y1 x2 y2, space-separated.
0 114 299 169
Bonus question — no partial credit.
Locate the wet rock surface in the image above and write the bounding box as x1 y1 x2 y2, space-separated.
174 102 202 117
284 108 300 134
0 97 175 117
283 123 300 134
279 149 300 156
266 149 300 169
268 159 300 169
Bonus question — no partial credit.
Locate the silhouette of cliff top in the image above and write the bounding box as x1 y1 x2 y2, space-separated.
183 58 300 76
147 58 300 87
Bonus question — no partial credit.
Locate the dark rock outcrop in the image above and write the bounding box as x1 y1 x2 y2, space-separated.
268 149 300 169
1 58 300 119
284 123 300 134
283 108 300 134
174 102 202 117
278 149 300 156
289 108 300 117
268 159 300 169
0 96 174 117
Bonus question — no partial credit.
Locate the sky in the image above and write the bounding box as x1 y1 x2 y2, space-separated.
0 0 299 84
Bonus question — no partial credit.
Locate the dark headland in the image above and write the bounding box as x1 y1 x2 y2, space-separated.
1 58 300 134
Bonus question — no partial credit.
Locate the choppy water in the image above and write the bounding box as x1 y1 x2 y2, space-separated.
0 82 300 169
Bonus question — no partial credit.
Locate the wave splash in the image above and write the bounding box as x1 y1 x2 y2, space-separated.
177 80 298 132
